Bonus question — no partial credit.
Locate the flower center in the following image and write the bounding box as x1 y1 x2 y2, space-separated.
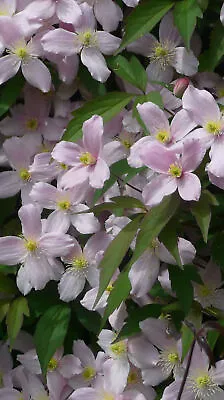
57 200 71 211
110 341 127 356
156 130 170 144
82 366 96 381
106 284 113 293
72 256 88 270
79 152 96 166
78 30 98 48
14 47 28 59
167 352 179 364
48 358 58 371
196 375 211 388
198 284 212 298
189 372 221 399
25 240 38 252
150 42 175 70
121 139 132 149
0 9 8 16
206 121 222 135
103 394 114 400
150 238 160 249
19 168 31 181
168 163 182 178
157 349 180 375
60 162 68 170
26 118 38 131
127 370 139 384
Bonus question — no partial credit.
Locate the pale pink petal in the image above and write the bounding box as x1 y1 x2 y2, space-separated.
140 143 177 173
81 287 108 311
0 171 22 198
127 34 157 57
0 54 21 85
170 109 197 141
143 175 177 207
178 238 196 265
55 54 79 84
128 136 153 168
72 340 95 368
68 388 98 400
16 265 33 295
221 3 224 24
102 141 127 166
41 29 81 56
58 355 82 379
60 166 90 189
39 233 73 257
30 182 58 209
142 366 168 387
208 171 224 189
52 141 82 166
182 85 221 126
159 12 182 47
128 336 159 369
129 250 160 297
84 232 111 262
3 136 32 170
89 158 110 188
181 139 206 172
28 374 48 400
97 31 121 55
47 370 66 400
21 58 51 92
172 47 198 76
0 237 26 265
23 253 54 291
137 102 169 137
123 0 139 5
140 318 176 350
58 269 85 301
156 242 175 264
18 204 42 240
56 0 82 24
46 210 71 233
83 115 103 157
0 388 22 400
146 62 174 83
177 172 201 201
103 358 130 394
81 47 110 83
207 137 224 178
94 0 123 32
70 205 100 234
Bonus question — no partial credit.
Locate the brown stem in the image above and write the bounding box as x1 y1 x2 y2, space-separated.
176 339 196 400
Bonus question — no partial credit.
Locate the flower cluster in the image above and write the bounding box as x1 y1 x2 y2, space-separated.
0 1 223 399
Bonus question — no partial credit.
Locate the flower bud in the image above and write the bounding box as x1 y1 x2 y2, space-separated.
173 77 190 98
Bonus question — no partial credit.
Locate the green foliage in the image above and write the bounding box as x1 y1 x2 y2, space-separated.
181 323 194 361
191 190 218 243
34 304 71 375
108 55 148 92
199 23 224 71
159 218 182 266
64 92 134 142
6 297 29 347
117 0 174 53
212 232 224 271
174 0 203 50
0 74 24 117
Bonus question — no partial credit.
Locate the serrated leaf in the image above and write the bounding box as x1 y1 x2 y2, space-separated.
101 195 180 327
0 74 24 117
34 304 71 375
117 0 174 53
108 55 148 92
6 297 29 346
174 0 203 50
199 23 224 71
64 92 134 142
191 192 211 243
95 214 143 307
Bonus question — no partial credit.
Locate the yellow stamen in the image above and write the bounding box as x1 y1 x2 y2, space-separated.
72 256 88 270
26 118 38 131
79 152 96 166
206 121 221 135
197 284 212 297
110 341 126 356
19 168 31 181
127 371 139 384
57 200 71 211
196 374 211 388
168 163 182 178
167 352 179 364
14 47 28 59
48 358 58 371
82 366 96 380
25 240 38 252
156 130 170 144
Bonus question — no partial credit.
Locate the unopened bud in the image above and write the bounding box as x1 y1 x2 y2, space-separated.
173 77 190 98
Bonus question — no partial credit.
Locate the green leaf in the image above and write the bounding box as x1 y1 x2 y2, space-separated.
6 297 29 346
111 196 146 210
117 304 162 341
212 232 224 271
95 214 143 306
108 55 148 92
64 92 134 142
191 191 211 243
101 195 180 327
181 323 194 361
159 218 182 267
117 0 174 53
73 303 101 335
0 273 18 295
174 0 202 50
197 0 208 11
199 23 224 71
207 330 219 351
0 74 24 117
34 304 71 375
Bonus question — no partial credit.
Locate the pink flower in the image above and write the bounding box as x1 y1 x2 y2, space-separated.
41 3 121 82
140 140 205 206
27 0 83 24
182 85 224 178
0 204 74 294
80 0 123 32
52 115 111 189
0 19 51 91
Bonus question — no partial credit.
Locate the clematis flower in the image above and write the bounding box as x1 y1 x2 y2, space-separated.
140 140 205 206
0 204 73 294
194 260 224 310
161 343 224 400
25 0 83 24
41 3 121 82
78 0 123 32
30 182 100 234
52 115 113 189
58 232 111 302
127 12 198 82
182 85 224 178
0 19 51 91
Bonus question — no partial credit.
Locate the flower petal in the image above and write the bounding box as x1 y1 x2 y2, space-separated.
94 0 122 32
177 172 201 201
0 171 22 198
81 47 110 83
83 115 103 157
58 269 85 301
0 54 20 85
21 58 51 93
18 204 42 240
0 237 26 265
42 29 81 56
97 31 121 55
143 175 177 207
